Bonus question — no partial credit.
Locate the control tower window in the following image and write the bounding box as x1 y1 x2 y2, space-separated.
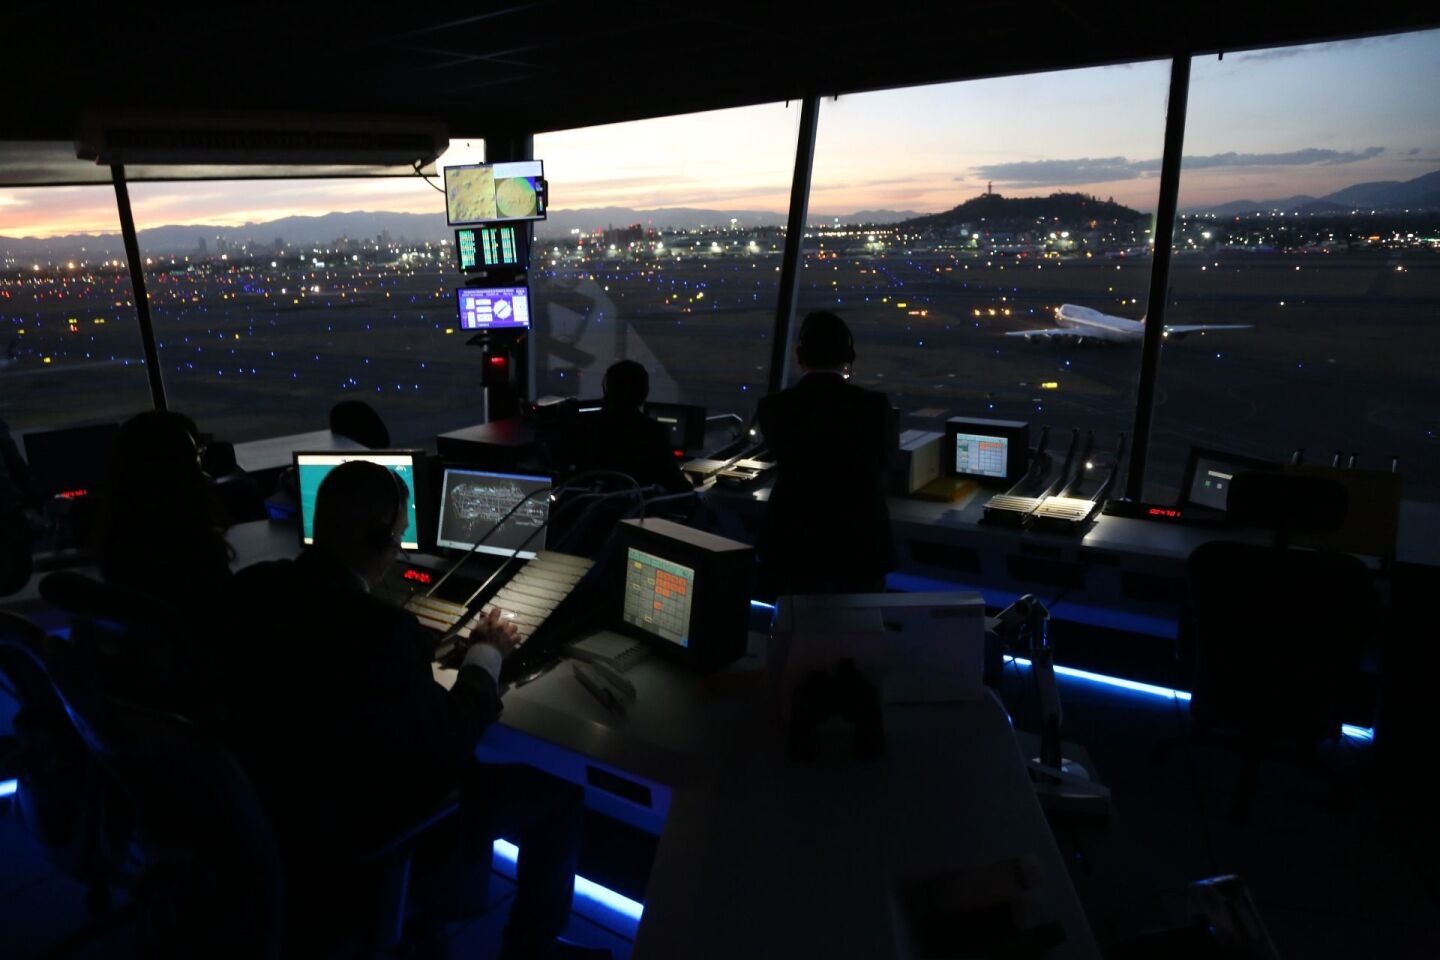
792 61 1169 465
532 102 799 426
1147 29 1440 503
0 183 155 436
121 140 488 446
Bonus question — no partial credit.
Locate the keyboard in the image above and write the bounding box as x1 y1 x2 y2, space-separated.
1030 495 1100 528
982 493 1043 524
405 550 594 650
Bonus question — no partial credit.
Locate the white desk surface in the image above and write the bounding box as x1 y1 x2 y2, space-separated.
632 694 1101 960
232 429 364 473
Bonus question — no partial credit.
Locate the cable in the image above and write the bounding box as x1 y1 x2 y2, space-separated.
413 159 446 195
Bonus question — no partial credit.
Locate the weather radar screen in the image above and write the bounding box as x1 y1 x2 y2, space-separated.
436 469 550 559
623 548 695 647
445 161 546 225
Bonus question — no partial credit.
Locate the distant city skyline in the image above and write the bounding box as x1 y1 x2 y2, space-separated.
1 28 1436 240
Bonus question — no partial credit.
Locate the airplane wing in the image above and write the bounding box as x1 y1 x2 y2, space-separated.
1005 327 1130 343
1005 328 1086 341
1161 324 1253 339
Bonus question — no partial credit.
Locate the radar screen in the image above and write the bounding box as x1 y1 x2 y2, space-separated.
436 469 549 559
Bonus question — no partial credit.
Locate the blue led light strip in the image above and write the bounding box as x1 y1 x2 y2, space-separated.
1003 655 1375 741
492 839 644 938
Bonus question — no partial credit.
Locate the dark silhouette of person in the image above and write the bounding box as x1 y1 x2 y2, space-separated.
756 312 896 595
219 460 605 959
98 411 233 597
0 418 34 594
575 360 691 494
89 411 234 714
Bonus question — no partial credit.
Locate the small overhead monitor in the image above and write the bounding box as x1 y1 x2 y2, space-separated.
643 401 707 455
22 421 120 499
444 160 547 225
456 224 529 273
457 285 531 331
944 417 1029 486
613 517 754 672
1180 447 1278 513
294 450 421 550
435 468 550 559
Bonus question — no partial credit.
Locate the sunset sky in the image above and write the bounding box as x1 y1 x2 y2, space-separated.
2 28 1437 238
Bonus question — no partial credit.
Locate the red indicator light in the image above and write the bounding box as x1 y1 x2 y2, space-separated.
401 568 434 584
57 488 89 500
488 356 507 365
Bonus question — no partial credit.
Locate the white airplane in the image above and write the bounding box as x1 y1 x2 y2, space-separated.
1006 303 1251 344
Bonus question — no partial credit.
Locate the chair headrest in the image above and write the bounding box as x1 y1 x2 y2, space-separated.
1227 471 1348 535
201 440 239 477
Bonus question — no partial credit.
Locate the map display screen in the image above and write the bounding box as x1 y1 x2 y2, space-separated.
445 161 546 225
436 469 549 558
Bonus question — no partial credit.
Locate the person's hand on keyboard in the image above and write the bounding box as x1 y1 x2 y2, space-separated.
470 606 521 658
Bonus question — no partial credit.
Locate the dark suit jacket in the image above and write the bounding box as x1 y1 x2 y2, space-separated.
219 549 502 856
577 407 690 494
756 373 896 592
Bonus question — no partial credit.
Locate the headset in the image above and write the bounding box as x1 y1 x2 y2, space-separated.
367 467 411 550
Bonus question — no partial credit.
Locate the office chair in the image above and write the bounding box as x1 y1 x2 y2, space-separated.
38 571 194 716
23 621 285 958
0 501 32 595
201 441 267 524
1159 472 1374 820
329 400 391 449
1 611 135 935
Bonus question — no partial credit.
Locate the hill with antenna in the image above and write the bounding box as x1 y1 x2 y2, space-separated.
896 191 1149 232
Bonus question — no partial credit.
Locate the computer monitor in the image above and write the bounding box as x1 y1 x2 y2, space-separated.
643 401 707 455
944 417 1029 486
1180 447 1279 513
435 468 550 559
457 285 531 331
613 517 753 672
456 225 529 273
444 160 547 225
294 450 421 549
22 422 120 499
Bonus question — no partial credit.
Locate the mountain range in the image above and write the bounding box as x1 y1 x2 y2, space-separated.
2 167 1435 260
0 206 927 259
1181 168 1440 216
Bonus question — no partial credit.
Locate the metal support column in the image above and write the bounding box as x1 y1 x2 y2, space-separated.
767 96 820 395
111 164 167 411
1125 54 1191 500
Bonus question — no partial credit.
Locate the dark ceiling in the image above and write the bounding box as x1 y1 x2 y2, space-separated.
2 1 1437 140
